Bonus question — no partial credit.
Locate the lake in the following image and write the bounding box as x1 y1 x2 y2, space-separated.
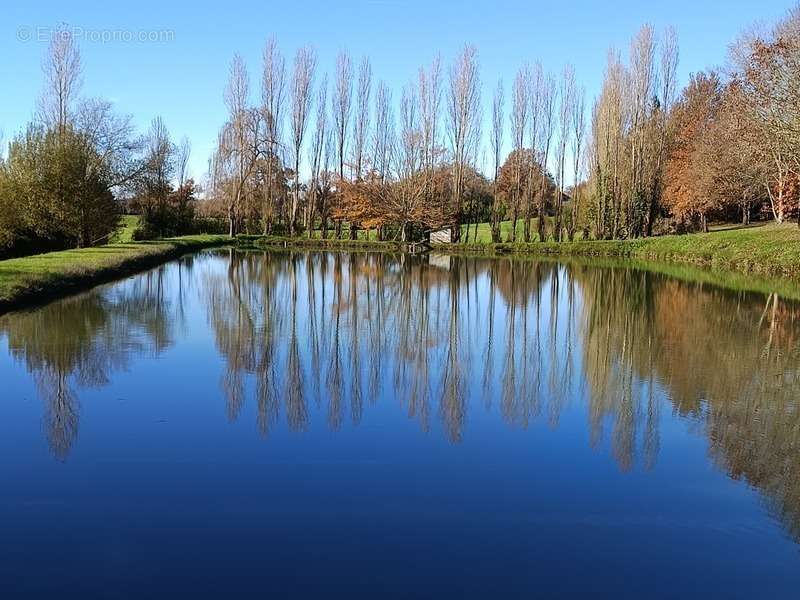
1 248 799 598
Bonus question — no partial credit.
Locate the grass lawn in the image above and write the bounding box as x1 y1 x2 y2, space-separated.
108 214 141 244
460 219 550 243
247 221 800 279
0 234 229 313
449 222 800 279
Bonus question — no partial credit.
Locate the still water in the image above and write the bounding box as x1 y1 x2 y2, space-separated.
1 249 799 598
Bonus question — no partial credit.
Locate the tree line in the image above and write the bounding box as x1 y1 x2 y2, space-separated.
207 6 799 242
1 7 798 256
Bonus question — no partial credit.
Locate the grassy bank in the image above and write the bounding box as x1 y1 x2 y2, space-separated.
239 224 800 279
436 223 800 280
0 235 229 314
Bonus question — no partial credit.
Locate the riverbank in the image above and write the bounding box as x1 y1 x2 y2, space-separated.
3 224 797 314
242 223 800 280
455 223 800 278
0 235 229 314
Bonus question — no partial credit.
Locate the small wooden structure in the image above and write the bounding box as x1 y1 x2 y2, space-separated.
429 227 453 244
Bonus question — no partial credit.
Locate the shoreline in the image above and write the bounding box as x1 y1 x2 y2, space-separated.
239 228 800 301
242 224 800 280
0 235 229 315
2 224 798 314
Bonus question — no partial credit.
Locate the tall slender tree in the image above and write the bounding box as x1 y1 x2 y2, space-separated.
447 45 481 242
490 79 505 243
39 26 82 135
289 46 316 235
261 37 286 234
332 51 353 237
508 66 529 242
353 57 372 181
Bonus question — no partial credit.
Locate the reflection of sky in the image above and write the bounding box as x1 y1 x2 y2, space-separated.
0 250 798 597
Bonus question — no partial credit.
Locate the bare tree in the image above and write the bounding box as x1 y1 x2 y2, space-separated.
261 37 286 234
537 72 556 242
308 74 328 236
554 65 575 241
447 45 481 242
645 26 679 235
372 80 394 183
289 46 316 236
391 82 426 241
146 117 174 190
508 66 529 241
419 56 443 226
569 84 586 240
137 117 175 236
353 57 372 181
591 50 625 239
223 54 253 236
39 26 82 135
627 25 656 236
525 62 543 241
332 51 353 237
177 136 191 188
73 98 139 188
490 79 505 243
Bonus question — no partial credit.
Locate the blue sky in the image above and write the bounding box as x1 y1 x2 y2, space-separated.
1 0 796 180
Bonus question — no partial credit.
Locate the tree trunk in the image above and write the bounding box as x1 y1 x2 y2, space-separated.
522 205 530 243
508 211 518 243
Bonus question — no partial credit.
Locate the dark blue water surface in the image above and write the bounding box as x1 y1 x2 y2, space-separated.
1 249 799 598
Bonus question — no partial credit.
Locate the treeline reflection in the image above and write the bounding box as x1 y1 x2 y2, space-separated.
577 263 800 538
0 260 196 459
203 250 800 539
1 250 799 539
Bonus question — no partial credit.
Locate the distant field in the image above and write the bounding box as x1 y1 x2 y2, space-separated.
246 219 800 280
460 219 553 243
109 215 141 244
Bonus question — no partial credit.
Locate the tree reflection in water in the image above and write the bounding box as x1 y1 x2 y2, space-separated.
0 259 196 459
202 250 800 539
2 249 799 540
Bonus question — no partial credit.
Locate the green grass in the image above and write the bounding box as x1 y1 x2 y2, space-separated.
436 222 800 280
0 234 229 313
108 215 141 244
243 221 800 286
460 218 551 243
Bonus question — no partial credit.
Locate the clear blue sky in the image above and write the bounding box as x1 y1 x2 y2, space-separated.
1 0 795 180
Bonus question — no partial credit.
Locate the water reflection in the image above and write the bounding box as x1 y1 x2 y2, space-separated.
0 259 196 459
1 249 799 541
576 264 800 538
